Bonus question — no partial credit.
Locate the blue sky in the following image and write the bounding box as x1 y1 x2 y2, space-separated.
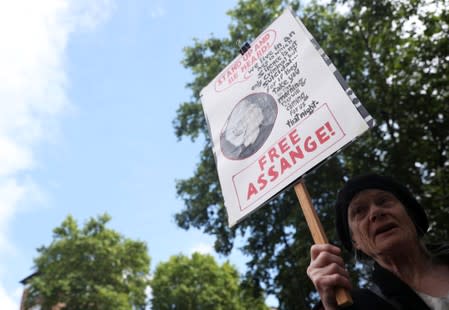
0 0 271 307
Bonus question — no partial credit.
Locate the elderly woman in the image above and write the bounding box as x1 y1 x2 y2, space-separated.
308 174 449 310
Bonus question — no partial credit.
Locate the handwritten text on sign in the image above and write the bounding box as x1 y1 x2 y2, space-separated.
214 30 276 92
232 104 345 210
200 9 372 226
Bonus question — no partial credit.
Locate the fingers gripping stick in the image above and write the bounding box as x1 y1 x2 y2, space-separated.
294 180 353 307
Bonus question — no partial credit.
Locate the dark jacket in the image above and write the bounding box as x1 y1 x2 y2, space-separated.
314 243 449 310
344 262 431 310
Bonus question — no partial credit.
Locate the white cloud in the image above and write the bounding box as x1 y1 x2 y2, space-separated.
189 242 214 255
0 0 115 306
0 283 17 310
0 179 26 253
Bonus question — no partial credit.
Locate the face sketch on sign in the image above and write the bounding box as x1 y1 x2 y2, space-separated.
220 93 277 160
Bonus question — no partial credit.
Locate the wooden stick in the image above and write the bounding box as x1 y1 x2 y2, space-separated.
294 180 353 307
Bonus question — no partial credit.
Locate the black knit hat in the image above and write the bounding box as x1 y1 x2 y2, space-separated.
335 173 429 251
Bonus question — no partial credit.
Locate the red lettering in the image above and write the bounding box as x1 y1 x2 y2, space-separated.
325 122 335 135
289 129 300 145
251 55 257 63
315 126 330 144
278 137 290 153
258 156 267 171
247 182 258 200
231 60 241 72
268 147 280 163
257 174 268 191
256 33 270 49
279 157 292 174
228 73 237 83
262 33 269 43
241 55 258 72
304 136 317 152
217 75 225 85
268 166 279 181
259 44 269 54
242 49 253 61
289 145 304 164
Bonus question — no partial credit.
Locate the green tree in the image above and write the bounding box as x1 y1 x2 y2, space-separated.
150 252 268 310
26 214 151 310
174 0 448 308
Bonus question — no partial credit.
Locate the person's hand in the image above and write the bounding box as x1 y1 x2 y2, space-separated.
307 244 352 310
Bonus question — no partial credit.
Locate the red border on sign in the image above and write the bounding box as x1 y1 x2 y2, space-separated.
232 103 346 211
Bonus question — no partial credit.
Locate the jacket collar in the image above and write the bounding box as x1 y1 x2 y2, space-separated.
372 262 430 310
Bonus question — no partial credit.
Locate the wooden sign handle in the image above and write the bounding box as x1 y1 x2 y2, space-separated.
294 180 353 307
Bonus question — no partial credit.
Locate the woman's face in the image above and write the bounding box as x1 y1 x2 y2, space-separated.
347 189 418 258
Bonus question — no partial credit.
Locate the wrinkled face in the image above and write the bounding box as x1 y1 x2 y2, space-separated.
348 189 418 258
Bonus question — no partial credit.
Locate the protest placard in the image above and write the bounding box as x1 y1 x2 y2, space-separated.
200 8 374 227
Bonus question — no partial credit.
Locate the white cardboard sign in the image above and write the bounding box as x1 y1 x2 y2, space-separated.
200 9 374 226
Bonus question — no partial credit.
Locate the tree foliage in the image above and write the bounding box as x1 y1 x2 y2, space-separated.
150 252 268 310
26 214 151 310
174 0 449 308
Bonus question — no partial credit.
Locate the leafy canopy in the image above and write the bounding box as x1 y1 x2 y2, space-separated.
174 0 448 308
26 214 151 310
151 252 268 310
